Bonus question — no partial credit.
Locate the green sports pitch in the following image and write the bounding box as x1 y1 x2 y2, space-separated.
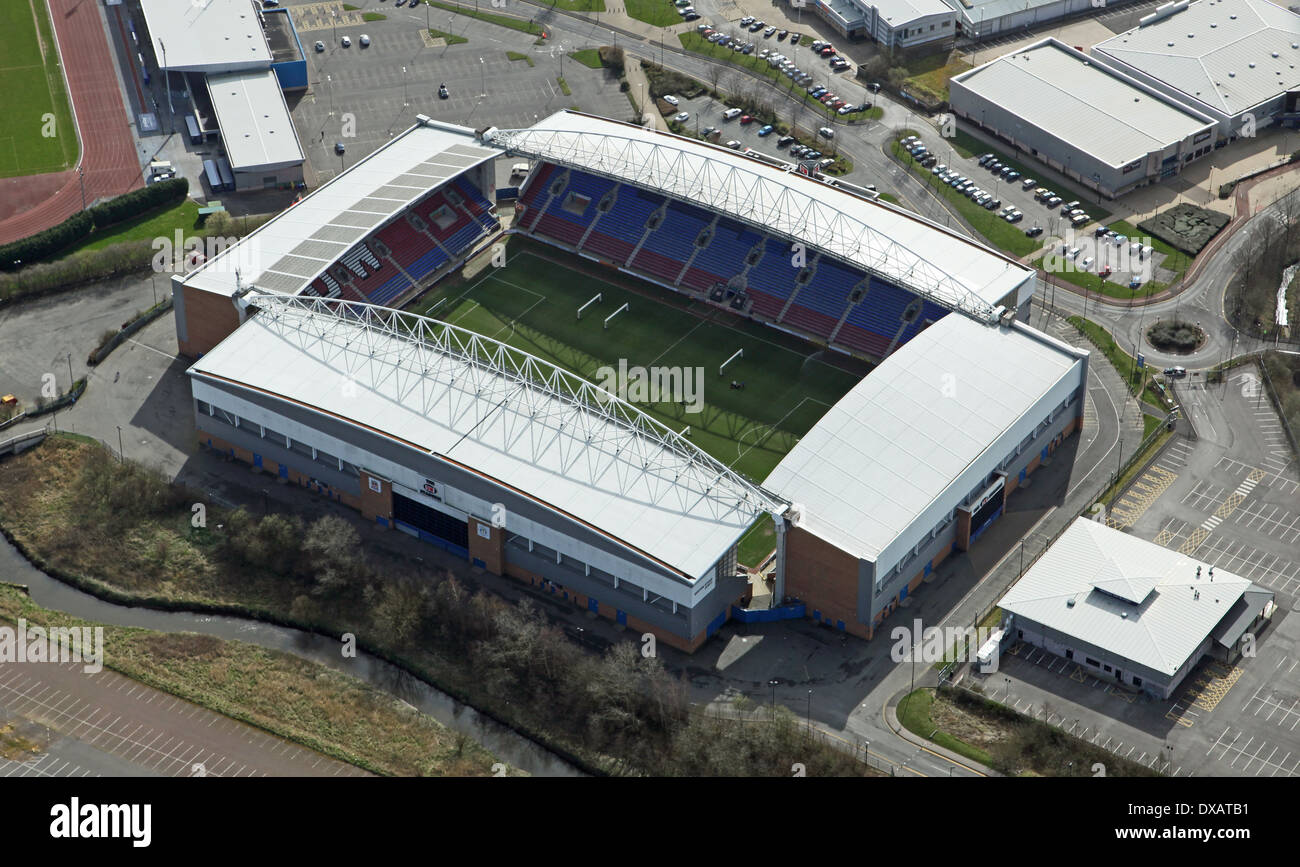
406 242 869 485
0 0 78 178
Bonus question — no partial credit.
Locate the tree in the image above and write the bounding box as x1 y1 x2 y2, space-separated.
300 514 366 596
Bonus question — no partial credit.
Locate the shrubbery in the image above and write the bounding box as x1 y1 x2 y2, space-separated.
597 45 624 75
87 177 188 230
1147 320 1205 353
0 211 92 272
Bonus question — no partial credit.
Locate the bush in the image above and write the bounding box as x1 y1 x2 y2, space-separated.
87 178 188 230
0 211 93 272
1147 320 1205 353
598 45 624 75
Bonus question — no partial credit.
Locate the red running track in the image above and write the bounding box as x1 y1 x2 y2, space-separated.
0 0 142 246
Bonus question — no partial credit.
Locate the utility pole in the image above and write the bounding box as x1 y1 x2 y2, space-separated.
77 166 86 211
159 41 173 133
66 353 73 392
117 425 125 464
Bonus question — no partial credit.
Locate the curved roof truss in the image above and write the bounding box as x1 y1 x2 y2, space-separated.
487 124 1001 322
242 291 789 523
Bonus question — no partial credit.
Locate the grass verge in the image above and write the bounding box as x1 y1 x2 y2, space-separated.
429 27 467 44
569 49 602 69
1067 315 1171 410
60 200 200 256
557 76 571 96
626 0 681 26
426 0 544 36
363 12 387 21
507 50 534 66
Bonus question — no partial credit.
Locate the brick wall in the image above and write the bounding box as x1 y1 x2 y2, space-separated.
178 284 242 358
468 517 504 574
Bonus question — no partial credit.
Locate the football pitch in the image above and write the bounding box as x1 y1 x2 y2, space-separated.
0 0 78 178
407 245 868 485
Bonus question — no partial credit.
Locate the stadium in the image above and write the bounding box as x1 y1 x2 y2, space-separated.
174 111 1089 652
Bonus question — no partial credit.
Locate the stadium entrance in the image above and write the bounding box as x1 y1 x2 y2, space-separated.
393 493 470 557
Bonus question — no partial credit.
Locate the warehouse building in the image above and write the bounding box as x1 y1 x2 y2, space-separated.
1092 0 1300 136
765 313 1089 639
138 0 306 191
950 39 1218 198
1000 518 1276 699
814 0 958 49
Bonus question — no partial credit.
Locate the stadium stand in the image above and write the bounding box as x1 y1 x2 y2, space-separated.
518 163 952 359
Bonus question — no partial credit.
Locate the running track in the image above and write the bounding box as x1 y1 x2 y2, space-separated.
0 0 141 246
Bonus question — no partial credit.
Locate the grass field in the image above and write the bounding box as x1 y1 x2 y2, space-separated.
0 0 78 178
407 244 867 484
626 0 682 26
59 199 201 256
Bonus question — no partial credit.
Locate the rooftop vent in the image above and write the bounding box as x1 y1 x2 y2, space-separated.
1066 598 1076 607
1121 612 1129 619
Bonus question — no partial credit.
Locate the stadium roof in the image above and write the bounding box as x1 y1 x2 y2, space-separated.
206 69 304 171
764 315 1086 564
183 118 497 296
951 40 1214 168
488 111 1033 321
140 0 272 72
1093 0 1300 117
1000 518 1272 677
188 295 787 581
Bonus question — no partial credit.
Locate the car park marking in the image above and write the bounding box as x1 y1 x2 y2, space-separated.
1207 728 1300 776
1107 465 1176 529
1243 685 1300 731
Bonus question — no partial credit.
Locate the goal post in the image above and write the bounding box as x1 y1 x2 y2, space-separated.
719 348 744 376
604 301 629 330
577 292 602 320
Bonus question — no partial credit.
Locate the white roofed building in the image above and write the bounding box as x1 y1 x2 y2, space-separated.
1000 518 1275 698
205 70 304 189
1092 0 1300 134
812 0 958 47
950 39 1219 197
140 0 271 73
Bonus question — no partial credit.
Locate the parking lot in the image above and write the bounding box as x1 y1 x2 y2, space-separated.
669 93 842 165
288 0 630 183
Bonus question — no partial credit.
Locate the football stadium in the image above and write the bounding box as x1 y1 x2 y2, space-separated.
174 111 1089 652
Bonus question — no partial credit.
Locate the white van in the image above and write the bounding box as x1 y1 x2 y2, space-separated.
510 162 530 179
722 107 742 120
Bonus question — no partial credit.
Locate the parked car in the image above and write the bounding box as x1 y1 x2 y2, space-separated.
1163 366 1187 378
1095 224 1110 236
725 139 741 149
335 141 346 155
674 112 689 123
438 82 449 99
663 94 679 105
740 15 754 25
757 124 774 136
1025 225 1043 237
1080 256 1093 269
777 29 788 39
1045 196 1063 208
1098 266 1112 278
314 40 325 52
777 135 795 146
341 35 351 47
790 34 801 45
1021 177 1036 189
1070 214 1090 226
740 114 754 124
359 34 370 47
1130 277 1143 289
764 26 777 37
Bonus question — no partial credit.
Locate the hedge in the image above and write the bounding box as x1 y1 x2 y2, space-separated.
0 211 92 272
0 178 189 272
88 177 188 230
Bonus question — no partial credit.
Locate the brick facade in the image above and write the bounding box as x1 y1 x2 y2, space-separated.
178 284 242 359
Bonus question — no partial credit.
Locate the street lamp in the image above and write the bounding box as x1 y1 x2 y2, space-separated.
159 40 174 133
479 57 486 98
116 425 124 464
769 679 778 718
77 166 86 211
402 66 408 107
806 689 812 733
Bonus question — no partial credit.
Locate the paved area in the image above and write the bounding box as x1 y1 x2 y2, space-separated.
289 0 632 185
0 0 142 244
0 659 367 777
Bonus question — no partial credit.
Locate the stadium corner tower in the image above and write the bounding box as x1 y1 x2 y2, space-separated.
173 112 1087 651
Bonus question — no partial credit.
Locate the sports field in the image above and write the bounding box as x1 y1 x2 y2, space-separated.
0 0 78 178
407 244 868 485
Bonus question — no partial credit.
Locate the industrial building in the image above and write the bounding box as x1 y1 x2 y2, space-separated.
1091 0 1300 136
1000 518 1276 699
176 111 1086 650
950 39 1219 197
945 0 1136 40
814 0 958 49
137 0 307 191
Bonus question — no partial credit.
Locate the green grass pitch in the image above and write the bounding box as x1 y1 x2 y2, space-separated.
407 243 869 486
0 0 78 178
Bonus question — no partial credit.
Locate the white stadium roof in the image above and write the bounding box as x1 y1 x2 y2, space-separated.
184 118 497 296
488 111 1033 321
951 40 1214 167
140 0 271 73
1093 0 1300 118
764 315 1086 564
206 69 304 172
188 295 786 580
1000 518 1270 677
